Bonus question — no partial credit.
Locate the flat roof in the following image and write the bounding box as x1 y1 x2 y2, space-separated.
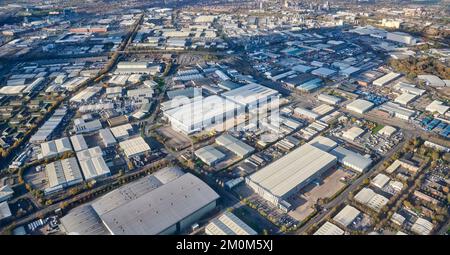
247 143 337 198
164 95 240 131
195 145 226 165
314 221 344 235
70 135 88 152
330 146 372 172
222 83 278 106
308 135 338 152
45 157 83 190
119 137 151 158
0 201 12 221
216 134 254 157
346 99 374 113
76 147 110 180
333 205 361 227
98 173 219 235
206 211 257 235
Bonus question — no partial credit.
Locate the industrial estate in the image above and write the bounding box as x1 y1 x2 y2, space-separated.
0 0 448 236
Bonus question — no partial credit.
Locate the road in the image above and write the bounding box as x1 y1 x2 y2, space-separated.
295 133 409 234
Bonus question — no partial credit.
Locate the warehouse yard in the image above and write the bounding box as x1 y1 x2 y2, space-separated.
288 168 350 221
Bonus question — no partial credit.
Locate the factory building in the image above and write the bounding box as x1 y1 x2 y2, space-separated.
70 135 88 152
215 134 254 158
222 83 279 110
70 87 102 103
313 221 344 235
119 137 151 158
0 185 14 203
110 124 133 141
115 61 161 75
330 146 372 173
38 137 73 160
386 32 416 45
99 128 117 147
394 93 417 106
44 157 84 194
333 205 361 227
205 211 257 235
346 99 374 114
76 147 110 181
60 170 219 235
354 188 389 212
373 72 401 86
164 95 241 135
195 145 226 166
378 102 416 120
342 126 365 141
317 94 342 105
246 143 337 211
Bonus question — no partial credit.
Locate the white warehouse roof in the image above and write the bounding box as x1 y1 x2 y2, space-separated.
247 143 337 198
76 147 110 180
314 221 344 235
70 134 88 152
195 145 226 166
342 126 365 141
39 137 73 159
346 99 374 114
205 211 257 235
330 146 372 173
119 137 151 158
333 205 361 227
222 83 278 107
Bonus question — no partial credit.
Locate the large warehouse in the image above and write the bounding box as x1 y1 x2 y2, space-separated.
164 95 241 134
222 83 279 109
60 169 220 235
246 143 337 211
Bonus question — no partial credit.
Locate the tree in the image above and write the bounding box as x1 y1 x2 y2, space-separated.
363 178 370 185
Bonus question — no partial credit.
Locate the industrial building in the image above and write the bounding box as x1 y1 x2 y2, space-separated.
205 211 257 235
411 218 433 235
317 94 342 105
38 137 73 160
164 95 241 135
333 205 361 227
371 173 391 189
373 72 401 86
195 145 226 166
0 185 14 203
346 99 374 114
76 147 110 181
313 221 344 235
378 125 397 137
44 157 84 194
246 143 337 211
426 100 449 115
0 202 12 221
70 135 88 152
222 83 279 109
70 87 102 103
379 102 416 120
215 134 254 158
330 146 372 173
119 137 151 158
354 188 389 212
342 126 365 141
386 32 416 45
110 124 133 141
394 93 417 106
393 82 425 96
294 107 319 120
115 61 161 75
60 170 219 235
307 135 338 152
99 128 117 147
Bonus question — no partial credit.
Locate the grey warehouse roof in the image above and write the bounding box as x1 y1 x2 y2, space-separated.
216 134 254 157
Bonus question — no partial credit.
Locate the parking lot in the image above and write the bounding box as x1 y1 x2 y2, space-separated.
156 127 192 151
